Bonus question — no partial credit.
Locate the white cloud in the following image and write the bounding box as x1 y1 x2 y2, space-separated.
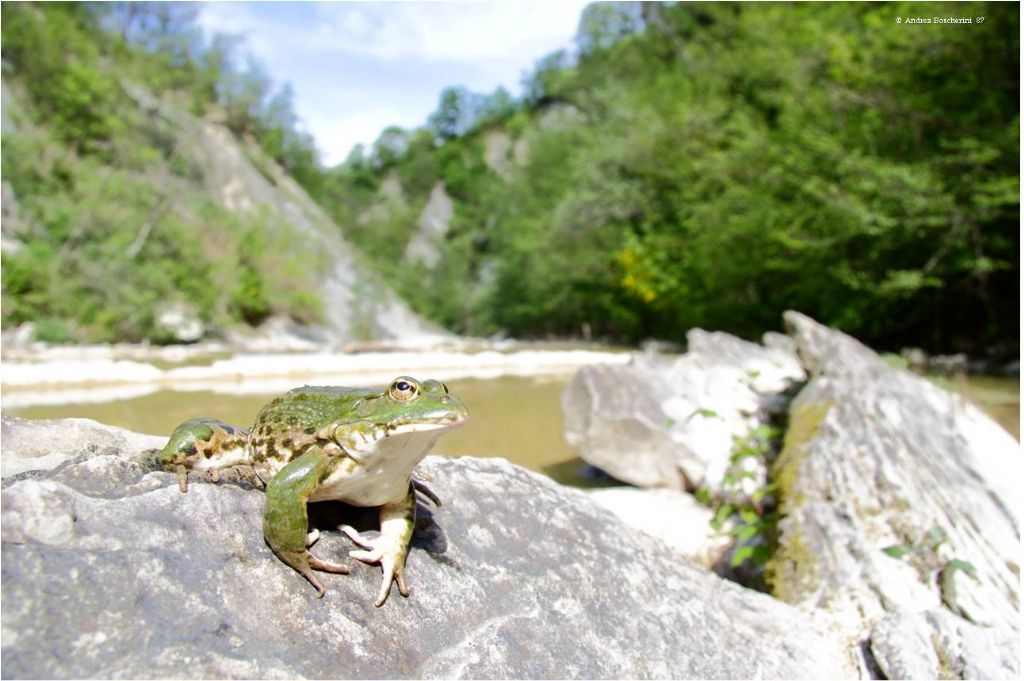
194 3 263 47
195 1 592 166
308 2 588 62
304 105 423 165
199 1 589 66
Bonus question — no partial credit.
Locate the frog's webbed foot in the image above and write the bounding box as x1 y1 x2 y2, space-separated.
339 525 410 607
174 466 223 492
304 531 350 585
278 546 350 598
339 482 418 607
305 529 350 576
206 464 266 490
272 529 349 598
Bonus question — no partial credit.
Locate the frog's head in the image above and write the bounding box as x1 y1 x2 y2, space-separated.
357 376 468 431
330 376 468 466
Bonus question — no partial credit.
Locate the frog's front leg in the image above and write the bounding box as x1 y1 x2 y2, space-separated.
263 449 349 597
340 482 417 607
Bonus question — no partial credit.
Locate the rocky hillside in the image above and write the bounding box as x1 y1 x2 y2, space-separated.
121 84 441 343
1 3 439 345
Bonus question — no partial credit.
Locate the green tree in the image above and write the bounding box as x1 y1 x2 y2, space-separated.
575 2 644 57
428 87 478 140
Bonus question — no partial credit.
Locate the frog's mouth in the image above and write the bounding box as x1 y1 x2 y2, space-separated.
391 398 470 433
389 410 469 434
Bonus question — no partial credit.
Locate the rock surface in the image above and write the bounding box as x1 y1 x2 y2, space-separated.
562 329 804 492
155 302 205 343
868 607 1019 680
405 181 455 269
769 311 1020 678
0 416 165 479
1 416 855 679
561 311 1019 679
586 487 730 567
482 128 512 179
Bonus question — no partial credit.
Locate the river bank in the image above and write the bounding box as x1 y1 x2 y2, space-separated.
2 338 1017 441
1 337 629 400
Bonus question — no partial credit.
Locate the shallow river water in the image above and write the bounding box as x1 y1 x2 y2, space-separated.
3 374 621 488
3 372 1017 486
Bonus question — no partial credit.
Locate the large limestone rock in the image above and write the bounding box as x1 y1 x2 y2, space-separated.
768 311 1020 679
0 416 165 479
482 128 512 179
562 329 804 492
561 311 1019 678
356 170 407 228
1 416 854 679
405 182 454 269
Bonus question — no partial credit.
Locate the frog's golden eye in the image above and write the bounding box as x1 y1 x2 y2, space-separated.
389 378 418 402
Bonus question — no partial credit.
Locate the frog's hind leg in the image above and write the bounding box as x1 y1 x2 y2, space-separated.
263 449 349 597
158 418 249 492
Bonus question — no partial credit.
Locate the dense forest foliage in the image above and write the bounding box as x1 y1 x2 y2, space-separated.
328 1 1019 356
1 2 1019 356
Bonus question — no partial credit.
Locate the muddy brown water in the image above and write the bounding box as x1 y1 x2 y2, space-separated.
3 373 1018 487
3 375 619 488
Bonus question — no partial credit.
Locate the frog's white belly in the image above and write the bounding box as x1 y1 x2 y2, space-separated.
309 426 444 506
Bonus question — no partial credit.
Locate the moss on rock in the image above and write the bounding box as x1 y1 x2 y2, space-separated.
765 398 832 601
771 400 832 513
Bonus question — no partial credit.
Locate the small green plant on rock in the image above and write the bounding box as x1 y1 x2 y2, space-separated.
697 423 782 577
724 425 781 567
882 527 978 619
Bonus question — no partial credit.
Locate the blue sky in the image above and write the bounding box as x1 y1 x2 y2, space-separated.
196 1 592 166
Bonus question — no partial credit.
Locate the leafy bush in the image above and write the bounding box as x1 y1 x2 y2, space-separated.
31 318 76 343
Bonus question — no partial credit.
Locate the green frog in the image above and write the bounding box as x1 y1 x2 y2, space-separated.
157 376 468 606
